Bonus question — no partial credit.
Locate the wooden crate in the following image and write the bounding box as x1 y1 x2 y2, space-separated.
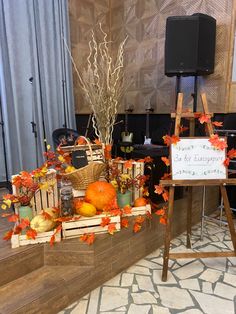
12 169 59 216
60 143 104 163
113 160 145 201
62 214 121 239
11 229 61 249
11 169 60 248
123 204 151 217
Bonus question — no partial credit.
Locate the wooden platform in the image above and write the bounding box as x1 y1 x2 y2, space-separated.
0 187 219 313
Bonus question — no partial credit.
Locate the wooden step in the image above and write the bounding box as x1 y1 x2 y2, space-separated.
0 265 93 314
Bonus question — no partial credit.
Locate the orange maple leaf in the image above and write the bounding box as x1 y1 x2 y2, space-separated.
121 218 129 228
94 138 101 145
146 211 152 220
50 234 55 247
3 229 13 240
223 158 230 167
171 135 180 145
108 223 117 235
124 160 133 169
8 214 19 223
100 217 111 227
77 137 87 145
41 211 52 220
179 125 189 134
163 135 172 146
80 234 88 242
212 121 223 127
135 216 145 224
228 149 236 159
144 156 153 163
199 114 211 124
137 159 145 162
160 216 167 225
86 233 95 245
123 205 132 215
18 218 30 230
155 208 165 216
109 208 122 216
155 207 166 216
133 222 142 233
161 157 170 166
54 217 73 222
162 190 169 202
209 134 227 151
55 224 62 233
154 185 164 195
161 172 171 180
26 228 37 240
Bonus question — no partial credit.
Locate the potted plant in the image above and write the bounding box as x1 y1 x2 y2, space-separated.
2 171 39 221
108 162 148 208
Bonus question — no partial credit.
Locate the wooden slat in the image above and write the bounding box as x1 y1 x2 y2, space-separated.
169 251 236 259
162 186 175 282
171 112 213 118
220 185 236 253
201 93 214 136
160 179 236 187
122 204 151 217
174 93 183 136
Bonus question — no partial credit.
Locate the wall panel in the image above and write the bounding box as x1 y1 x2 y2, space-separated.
69 0 235 113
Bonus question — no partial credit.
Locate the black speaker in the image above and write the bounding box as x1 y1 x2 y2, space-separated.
165 13 216 77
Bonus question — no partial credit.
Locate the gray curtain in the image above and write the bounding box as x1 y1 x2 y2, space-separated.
0 0 76 181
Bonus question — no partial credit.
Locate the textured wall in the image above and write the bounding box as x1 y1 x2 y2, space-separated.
69 0 235 114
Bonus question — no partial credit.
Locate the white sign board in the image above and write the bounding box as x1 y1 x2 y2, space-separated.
171 138 227 180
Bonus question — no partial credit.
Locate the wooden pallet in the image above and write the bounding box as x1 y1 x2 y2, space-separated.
11 228 61 249
62 214 121 239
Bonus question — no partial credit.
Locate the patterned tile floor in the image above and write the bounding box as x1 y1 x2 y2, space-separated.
59 217 236 314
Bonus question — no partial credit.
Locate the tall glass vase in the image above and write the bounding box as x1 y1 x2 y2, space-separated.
117 190 132 208
18 205 33 221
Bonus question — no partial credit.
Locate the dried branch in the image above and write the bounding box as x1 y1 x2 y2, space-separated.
64 24 128 145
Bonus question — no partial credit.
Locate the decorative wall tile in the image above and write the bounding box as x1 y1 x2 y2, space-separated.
69 0 234 114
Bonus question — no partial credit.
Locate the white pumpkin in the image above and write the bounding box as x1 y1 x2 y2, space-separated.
30 214 56 233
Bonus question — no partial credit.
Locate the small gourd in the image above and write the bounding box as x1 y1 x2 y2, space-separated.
30 214 56 233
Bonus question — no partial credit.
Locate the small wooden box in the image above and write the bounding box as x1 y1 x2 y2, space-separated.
123 204 151 217
12 169 59 216
113 160 145 202
62 214 121 239
11 169 60 248
11 229 61 249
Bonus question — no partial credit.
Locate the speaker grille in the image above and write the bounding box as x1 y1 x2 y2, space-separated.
165 14 216 77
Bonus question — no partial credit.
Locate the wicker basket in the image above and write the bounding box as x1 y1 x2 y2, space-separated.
60 136 104 163
62 137 106 190
63 162 106 190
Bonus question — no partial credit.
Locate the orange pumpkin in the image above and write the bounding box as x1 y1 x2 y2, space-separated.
85 181 116 211
134 197 147 207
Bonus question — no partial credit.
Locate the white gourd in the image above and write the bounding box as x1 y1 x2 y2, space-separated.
30 214 56 233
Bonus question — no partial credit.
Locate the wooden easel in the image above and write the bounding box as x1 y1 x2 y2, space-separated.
160 92 236 282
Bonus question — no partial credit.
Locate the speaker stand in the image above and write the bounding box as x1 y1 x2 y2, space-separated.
193 75 198 112
175 75 181 108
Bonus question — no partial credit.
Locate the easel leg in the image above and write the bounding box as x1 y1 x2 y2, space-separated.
162 186 175 282
187 186 192 248
220 185 236 254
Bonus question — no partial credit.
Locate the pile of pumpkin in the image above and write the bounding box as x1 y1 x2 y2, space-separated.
74 181 147 217
28 181 147 233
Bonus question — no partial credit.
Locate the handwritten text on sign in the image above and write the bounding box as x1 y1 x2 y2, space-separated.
171 138 227 180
